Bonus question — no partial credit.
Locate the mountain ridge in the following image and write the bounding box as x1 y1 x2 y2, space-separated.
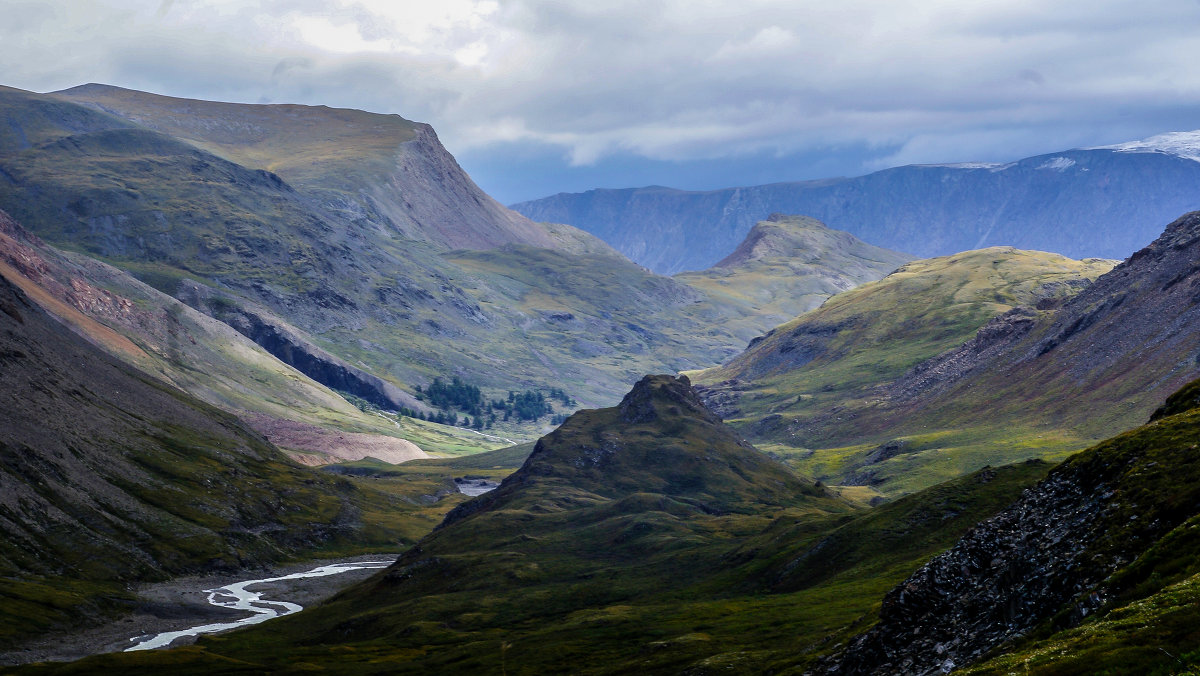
0 84 916 415
52 83 591 253
512 141 1200 273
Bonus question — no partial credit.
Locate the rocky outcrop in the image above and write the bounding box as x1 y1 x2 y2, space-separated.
814 470 1115 674
617 373 719 425
814 378 1200 674
888 307 1041 402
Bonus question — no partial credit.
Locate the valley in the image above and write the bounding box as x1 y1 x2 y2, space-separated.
3 78 1200 676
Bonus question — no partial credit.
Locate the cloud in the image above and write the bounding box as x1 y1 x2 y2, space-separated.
4 0 1200 176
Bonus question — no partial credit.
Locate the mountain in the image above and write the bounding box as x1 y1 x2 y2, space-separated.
0 268 433 648
815 375 1200 674
878 210 1200 441
52 83 592 253
27 376 1054 674
693 247 1115 497
0 85 900 418
511 136 1200 274
0 206 464 462
674 214 911 337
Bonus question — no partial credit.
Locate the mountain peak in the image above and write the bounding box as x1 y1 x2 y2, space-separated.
617 373 716 424
715 214 829 267
712 214 909 270
441 374 823 528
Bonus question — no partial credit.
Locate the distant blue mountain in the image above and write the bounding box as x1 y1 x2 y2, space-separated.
511 133 1200 274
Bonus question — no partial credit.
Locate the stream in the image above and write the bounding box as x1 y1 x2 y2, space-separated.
125 560 393 651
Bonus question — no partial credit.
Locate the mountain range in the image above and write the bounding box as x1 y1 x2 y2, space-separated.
512 133 1200 274
694 210 1200 499
0 84 907 421
6 81 1200 675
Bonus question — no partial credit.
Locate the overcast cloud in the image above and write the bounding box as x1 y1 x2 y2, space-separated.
4 0 1200 201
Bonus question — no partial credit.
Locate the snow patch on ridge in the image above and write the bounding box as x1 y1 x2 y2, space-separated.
1092 130 1200 163
1036 157 1076 171
919 161 1014 172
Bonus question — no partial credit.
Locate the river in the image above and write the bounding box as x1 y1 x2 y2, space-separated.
125 560 393 651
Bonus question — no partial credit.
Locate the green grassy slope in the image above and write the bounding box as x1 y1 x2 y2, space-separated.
692 247 1114 497
31 378 1057 674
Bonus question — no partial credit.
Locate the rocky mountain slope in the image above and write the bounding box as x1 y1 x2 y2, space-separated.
693 247 1114 497
882 210 1200 441
699 210 1200 501
815 376 1200 675
512 140 1200 274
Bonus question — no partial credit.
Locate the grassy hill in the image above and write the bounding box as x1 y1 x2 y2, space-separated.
692 247 1114 497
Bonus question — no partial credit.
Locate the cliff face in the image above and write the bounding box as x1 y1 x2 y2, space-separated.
364 124 578 251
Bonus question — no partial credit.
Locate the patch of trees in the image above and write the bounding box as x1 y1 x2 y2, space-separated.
417 377 486 417
408 378 577 429
343 379 578 430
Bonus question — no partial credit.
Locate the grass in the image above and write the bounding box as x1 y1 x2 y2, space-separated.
692 247 1115 498
17 379 1053 674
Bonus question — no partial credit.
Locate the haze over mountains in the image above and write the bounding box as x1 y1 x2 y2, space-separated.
6 79 1200 675
513 133 1200 273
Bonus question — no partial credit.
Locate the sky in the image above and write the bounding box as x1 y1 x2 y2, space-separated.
4 0 1200 204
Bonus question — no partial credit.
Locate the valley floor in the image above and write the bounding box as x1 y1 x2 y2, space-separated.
0 553 400 668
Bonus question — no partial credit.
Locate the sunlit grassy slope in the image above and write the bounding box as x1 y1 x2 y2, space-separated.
692 247 1115 498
